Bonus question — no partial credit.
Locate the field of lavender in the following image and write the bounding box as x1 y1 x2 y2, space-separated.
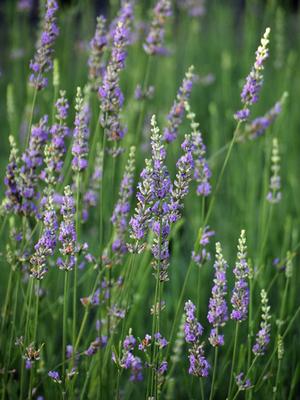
0 0 300 399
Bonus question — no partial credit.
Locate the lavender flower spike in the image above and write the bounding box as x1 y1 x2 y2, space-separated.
29 0 59 90
99 21 130 142
43 90 70 184
242 92 288 141
71 87 90 172
184 300 210 377
164 66 195 143
111 146 135 260
207 242 228 346
169 134 194 222
88 15 107 90
252 289 271 356
30 191 58 280
144 0 172 56
235 27 271 121
266 138 281 204
185 101 211 196
2 136 21 214
231 230 249 322
57 186 77 271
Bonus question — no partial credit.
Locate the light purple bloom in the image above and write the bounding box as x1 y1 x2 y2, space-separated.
252 289 271 356
235 28 271 121
266 138 281 204
48 370 61 383
144 0 172 56
29 0 59 90
207 242 228 346
57 186 76 271
111 146 135 260
88 15 107 89
30 191 58 279
72 87 90 172
231 230 249 322
163 66 195 143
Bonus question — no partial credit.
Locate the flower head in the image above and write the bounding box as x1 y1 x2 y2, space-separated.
29 0 59 90
252 289 271 356
72 87 90 172
163 66 195 143
231 230 249 322
266 138 281 204
88 15 107 90
57 186 76 271
144 0 172 56
207 242 228 346
235 28 271 121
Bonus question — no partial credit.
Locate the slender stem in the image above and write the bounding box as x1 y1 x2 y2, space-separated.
62 272 69 378
228 323 239 398
72 173 81 354
209 346 219 400
200 378 205 400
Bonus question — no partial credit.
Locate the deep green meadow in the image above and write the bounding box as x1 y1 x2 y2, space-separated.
0 0 300 399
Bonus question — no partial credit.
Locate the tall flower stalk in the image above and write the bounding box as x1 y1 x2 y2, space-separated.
29 0 59 90
235 27 271 121
228 230 249 398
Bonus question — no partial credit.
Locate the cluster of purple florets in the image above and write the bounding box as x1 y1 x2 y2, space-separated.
29 0 59 90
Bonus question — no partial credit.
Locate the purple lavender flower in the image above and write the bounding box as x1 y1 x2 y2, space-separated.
2 136 22 214
207 242 228 346
231 230 249 322
109 2 134 43
43 90 69 184
184 300 203 343
134 84 155 101
157 360 168 374
177 0 206 17
154 332 168 349
17 0 33 12
129 116 171 255
99 20 130 142
57 186 76 271
169 134 194 222
118 332 143 381
30 191 58 279
242 93 287 141
29 0 59 90
266 138 281 204
72 87 90 172
235 28 271 121
111 146 135 260
192 226 215 266
20 116 49 216
164 66 195 143
48 370 62 384
66 345 73 359
185 101 211 196
138 334 152 351
88 15 107 90
252 289 271 356
144 0 172 56
184 300 210 377
85 336 107 356
235 372 252 390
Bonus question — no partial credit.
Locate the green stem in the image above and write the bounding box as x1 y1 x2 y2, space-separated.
228 323 239 398
209 346 219 400
62 272 69 378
